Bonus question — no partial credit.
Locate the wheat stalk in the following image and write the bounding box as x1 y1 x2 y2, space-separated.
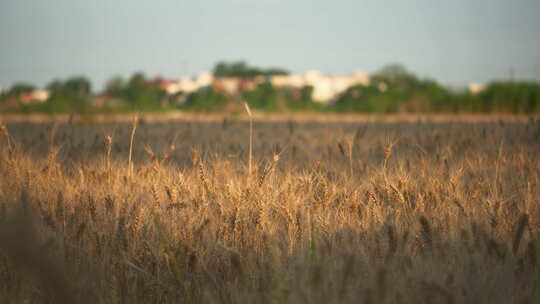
0 121 11 150
128 114 139 178
244 102 253 180
513 213 528 255
49 120 59 150
105 135 113 171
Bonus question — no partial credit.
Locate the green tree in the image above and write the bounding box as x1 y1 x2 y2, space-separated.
213 61 289 78
121 73 164 110
7 83 36 96
262 67 290 77
42 76 93 113
283 85 322 111
479 81 540 113
334 65 458 113
0 83 37 112
47 76 92 97
371 63 419 92
183 87 228 112
104 76 125 96
244 81 279 112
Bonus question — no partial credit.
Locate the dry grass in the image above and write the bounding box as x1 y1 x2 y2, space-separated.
0 116 539 303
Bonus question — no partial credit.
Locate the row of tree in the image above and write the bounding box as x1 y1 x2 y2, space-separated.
213 61 289 78
334 65 540 113
1 77 94 113
1 63 539 114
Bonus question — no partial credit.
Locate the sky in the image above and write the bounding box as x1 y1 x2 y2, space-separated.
1 0 539 91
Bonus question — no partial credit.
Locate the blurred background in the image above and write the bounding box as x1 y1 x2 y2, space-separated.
1 0 539 114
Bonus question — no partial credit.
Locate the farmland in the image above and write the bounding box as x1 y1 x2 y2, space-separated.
1 114 540 303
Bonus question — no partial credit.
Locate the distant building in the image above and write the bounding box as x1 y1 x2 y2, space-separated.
178 76 198 94
154 77 183 95
468 83 486 95
195 72 214 88
270 70 370 103
212 77 241 95
377 82 388 93
303 71 333 102
239 76 264 91
212 76 264 96
271 74 305 88
19 89 50 103
171 72 215 95
94 93 124 108
154 69 369 102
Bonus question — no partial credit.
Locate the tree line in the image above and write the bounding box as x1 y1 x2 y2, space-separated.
1 62 539 114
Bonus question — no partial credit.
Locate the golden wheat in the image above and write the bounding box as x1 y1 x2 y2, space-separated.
0 116 539 303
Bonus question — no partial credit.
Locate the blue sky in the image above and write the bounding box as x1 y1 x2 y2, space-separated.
1 0 539 91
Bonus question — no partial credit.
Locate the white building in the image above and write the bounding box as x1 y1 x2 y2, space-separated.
17 89 50 103
270 70 370 103
178 76 198 94
32 89 50 102
271 74 305 88
303 71 333 102
159 69 369 102
195 72 214 88
175 72 214 94
468 83 486 95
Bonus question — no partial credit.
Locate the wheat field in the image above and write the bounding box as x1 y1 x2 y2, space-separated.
1 115 539 303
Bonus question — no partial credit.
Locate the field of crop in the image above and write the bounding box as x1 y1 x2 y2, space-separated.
1 115 539 303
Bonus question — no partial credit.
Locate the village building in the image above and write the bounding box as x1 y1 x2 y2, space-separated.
212 76 264 96
194 72 214 88
468 82 486 95
270 70 370 103
19 89 50 103
271 74 305 88
177 76 198 94
153 69 369 103
155 77 182 95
